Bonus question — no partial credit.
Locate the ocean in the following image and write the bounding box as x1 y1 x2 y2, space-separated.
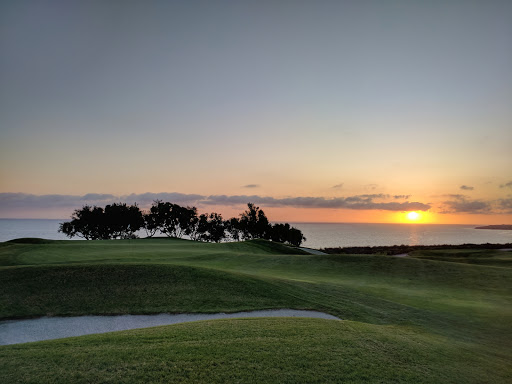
1 219 511 248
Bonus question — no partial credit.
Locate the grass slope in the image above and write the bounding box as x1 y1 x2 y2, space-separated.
1 264 307 319
2 318 506 384
1 238 511 383
409 248 512 268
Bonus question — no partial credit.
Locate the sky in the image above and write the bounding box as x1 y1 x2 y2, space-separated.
1 0 511 224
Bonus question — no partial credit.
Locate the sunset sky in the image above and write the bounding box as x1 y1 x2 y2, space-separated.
1 0 511 224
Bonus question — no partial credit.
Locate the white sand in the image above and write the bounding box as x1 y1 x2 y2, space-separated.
0 309 341 345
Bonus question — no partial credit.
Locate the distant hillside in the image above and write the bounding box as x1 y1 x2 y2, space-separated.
475 225 512 230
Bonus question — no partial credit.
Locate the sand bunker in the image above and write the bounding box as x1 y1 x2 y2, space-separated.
0 309 340 345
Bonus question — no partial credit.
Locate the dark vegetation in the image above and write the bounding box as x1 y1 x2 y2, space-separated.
322 242 512 255
59 201 306 246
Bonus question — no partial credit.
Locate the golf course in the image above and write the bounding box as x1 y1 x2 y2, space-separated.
1 238 511 383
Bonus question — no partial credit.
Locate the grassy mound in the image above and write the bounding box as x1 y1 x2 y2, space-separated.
0 264 306 319
1 239 511 383
6 237 56 244
0 237 304 267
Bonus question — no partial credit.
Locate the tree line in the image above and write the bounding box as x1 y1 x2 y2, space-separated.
59 201 306 246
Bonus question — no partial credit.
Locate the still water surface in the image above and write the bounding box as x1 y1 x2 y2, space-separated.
1 219 511 248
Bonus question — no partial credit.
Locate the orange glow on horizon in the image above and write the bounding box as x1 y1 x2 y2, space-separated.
394 210 434 224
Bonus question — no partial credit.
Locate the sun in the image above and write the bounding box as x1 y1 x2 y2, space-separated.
406 211 420 221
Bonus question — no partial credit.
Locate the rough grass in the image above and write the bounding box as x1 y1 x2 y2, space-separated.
1 238 511 383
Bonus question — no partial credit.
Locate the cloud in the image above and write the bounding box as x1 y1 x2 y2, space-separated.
441 194 467 199
441 196 491 214
393 195 410 200
500 181 512 189
439 194 512 214
0 192 205 211
0 192 432 214
344 194 389 202
122 192 205 205
499 198 512 213
81 193 116 201
331 183 344 189
242 184 260 188
0 193 98 209
460 185 474 191
202 194 430 211
364 183 378 191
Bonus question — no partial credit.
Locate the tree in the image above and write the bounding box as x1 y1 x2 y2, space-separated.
148 201 198 238
269 223 291 243
59 205 107 240
270 223 306 246
178 205 199 238
225 217 243 241
238 203 272 240
197 212 226 242
286 227 306 246
103 203 144 239
59 203 143 240
143 208 159 238
59 201 304 245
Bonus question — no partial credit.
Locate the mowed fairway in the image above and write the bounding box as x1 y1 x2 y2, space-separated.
1 238 511 383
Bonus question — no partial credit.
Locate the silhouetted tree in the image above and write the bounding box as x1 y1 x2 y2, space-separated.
286 227 306 246
60 200 304 245
225 217 243 241
59 205 107 240
197 212 226 242
59 203 143 240
269 223 306 246
270 223 291 243
238 203 272 240
180 206 199 238
149 201 198 238
103 203 144 239
143 207 159 237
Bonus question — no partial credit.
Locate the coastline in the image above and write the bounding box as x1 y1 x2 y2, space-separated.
475 225 512 230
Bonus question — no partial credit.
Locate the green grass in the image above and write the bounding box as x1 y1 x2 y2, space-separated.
0 264 307 319
1 238 511 383
409 248 512 268
2 318 507 384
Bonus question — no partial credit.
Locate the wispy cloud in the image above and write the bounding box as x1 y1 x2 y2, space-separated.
331 183 344 189
460 185 474 191
242 184 260 188
441 195 491 214
441 194 467 199
393 195 410 200
500 181 512 189
364 183 378 191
